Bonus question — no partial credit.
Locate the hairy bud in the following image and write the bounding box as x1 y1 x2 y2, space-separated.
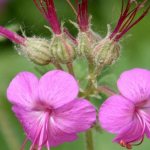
18 37 51 65
50 33 76 64
77 29 101 58
92 38 120 67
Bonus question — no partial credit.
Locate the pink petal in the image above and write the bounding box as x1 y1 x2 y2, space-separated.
12 105 49 148
53 99 96 133
47 122 78 147
99 95 134 134
13 106 78 147
39 70 79 108
117 68 150 103
138 109 150 139
7 72 39 107
114 116 144 144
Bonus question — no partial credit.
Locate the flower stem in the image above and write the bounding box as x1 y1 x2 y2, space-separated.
54 62 63 70
85 129 94 150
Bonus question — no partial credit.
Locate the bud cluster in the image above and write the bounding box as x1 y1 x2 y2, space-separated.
0 0 149 75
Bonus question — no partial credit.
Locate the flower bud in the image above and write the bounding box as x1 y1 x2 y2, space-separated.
92 38 120 67
18 37 51 65
50 33 76 64
77 29 101 58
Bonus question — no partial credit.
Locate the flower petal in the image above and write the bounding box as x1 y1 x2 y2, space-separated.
12 105 47 145
47 122 78 147
138 109 150 139
12 106 77 148
7 72 39 107
117 68 150 103
39 70 79 108
52 99 96 133
99 95 134 134
114 116 144 144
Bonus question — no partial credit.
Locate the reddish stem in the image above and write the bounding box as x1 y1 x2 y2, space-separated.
33 0 61 34
0 26 25 45
109 0 150 42
76 0 89 32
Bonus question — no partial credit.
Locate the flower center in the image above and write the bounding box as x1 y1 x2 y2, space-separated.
134 100 149 113
32 101 54 115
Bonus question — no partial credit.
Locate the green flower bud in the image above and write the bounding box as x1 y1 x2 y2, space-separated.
50 33 76 64
92 38 120 67
18 37 51 65
77 29 101 59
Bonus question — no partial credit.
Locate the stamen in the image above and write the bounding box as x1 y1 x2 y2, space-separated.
119 140 132 149
29 123 43 150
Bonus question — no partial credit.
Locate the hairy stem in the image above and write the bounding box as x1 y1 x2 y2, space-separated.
53 62 63 70
83 62 97 150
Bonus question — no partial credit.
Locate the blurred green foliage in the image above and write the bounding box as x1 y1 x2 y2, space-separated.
0 0 150 150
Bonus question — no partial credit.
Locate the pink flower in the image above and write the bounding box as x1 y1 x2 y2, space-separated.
99 68 150 149
7 70 96 150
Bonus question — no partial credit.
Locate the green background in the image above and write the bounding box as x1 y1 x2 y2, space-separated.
0 0 150 149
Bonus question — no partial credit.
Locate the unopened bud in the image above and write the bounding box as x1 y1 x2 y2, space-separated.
77 29 101 58
18 37 51 65
50 33 76 63
92 38 120 67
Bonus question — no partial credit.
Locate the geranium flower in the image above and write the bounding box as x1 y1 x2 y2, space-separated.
7 70 96 150
99 68 150 149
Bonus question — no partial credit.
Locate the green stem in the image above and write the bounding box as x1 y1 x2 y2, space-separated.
85 129 94 150
83 62 104 150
